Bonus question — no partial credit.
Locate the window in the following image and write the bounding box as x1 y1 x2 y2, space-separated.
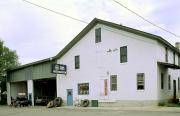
178 55 180 66
120 46 127 63
110 75 117 91
173 52 175 64
78 83 89 95
165 47 168 62
161 73 164 89
75 55 80 69
168 75 171 90
137 73 145 90
178 78 180 91
95 28 101 43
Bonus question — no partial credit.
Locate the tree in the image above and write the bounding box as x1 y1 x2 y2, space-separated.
0 39 20 103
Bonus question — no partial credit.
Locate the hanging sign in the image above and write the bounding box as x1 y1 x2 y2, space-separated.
51 64 67 74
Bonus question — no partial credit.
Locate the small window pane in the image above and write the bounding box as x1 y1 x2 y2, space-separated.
111 77 117 83
111 84 117 90
137 85 144 90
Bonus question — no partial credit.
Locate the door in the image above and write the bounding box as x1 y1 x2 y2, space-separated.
67 89 73 106
173 80 176 99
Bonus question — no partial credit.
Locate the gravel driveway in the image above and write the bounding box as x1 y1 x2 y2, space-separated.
0 105 180 116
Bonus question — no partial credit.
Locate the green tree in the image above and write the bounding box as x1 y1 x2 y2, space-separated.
0 40 20 100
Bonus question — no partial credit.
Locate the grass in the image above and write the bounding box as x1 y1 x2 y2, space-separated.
166 103 180 107
158 102 180 107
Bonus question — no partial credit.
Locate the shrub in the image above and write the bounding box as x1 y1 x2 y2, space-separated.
158 102 165 106
168 98 179 104
0 95 7 105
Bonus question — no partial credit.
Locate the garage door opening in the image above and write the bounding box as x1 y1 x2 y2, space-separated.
34 78 56 105
10 81 27 100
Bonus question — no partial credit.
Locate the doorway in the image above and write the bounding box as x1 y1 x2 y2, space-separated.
67 89 73 106
173 80 176 99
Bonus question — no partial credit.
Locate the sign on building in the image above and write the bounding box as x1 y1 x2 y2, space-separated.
51 64 67 74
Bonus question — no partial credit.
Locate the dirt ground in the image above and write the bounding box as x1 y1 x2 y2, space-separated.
0 105 180 116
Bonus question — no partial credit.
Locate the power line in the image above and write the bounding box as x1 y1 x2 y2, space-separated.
21 0 130 37
112 0 180 39
22 0 88 24
22 0 180 40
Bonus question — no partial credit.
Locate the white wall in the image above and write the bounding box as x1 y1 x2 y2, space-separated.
56 24 159 104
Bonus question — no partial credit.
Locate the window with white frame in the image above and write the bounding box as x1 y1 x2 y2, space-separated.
110 75 117 91
75 55 80 69
137 73 145 90
78 83 89 95
95 28 101 43
165 47 168 62
173 52 175 64
120 46 127 63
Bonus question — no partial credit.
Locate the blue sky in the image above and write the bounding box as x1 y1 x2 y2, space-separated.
0 0 180 64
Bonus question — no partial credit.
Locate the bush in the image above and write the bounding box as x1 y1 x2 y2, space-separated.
0 94 7 105
166 103 180 107
158 102 165 106
168 98 179 104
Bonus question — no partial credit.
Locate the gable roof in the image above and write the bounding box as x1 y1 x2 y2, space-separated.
8 18 180 71
55 18 180 59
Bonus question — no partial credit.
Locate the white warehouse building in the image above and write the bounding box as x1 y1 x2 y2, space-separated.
7 18 180 106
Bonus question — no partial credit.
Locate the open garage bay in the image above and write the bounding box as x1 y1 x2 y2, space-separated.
34 78 56 106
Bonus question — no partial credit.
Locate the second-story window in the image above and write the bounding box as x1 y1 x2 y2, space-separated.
173 52 175 64
95 28 101 43
120 46 127 63
75 55 80 69
165 47 168 62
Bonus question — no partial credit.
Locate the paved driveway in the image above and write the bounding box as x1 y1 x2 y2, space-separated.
0 106 180 116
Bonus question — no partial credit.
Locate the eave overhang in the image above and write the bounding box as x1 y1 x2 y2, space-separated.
157 61 180 69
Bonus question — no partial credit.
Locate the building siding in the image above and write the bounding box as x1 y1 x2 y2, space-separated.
57 24 159 103
157 43 180 101
8 61 56 82
7 19 180 106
